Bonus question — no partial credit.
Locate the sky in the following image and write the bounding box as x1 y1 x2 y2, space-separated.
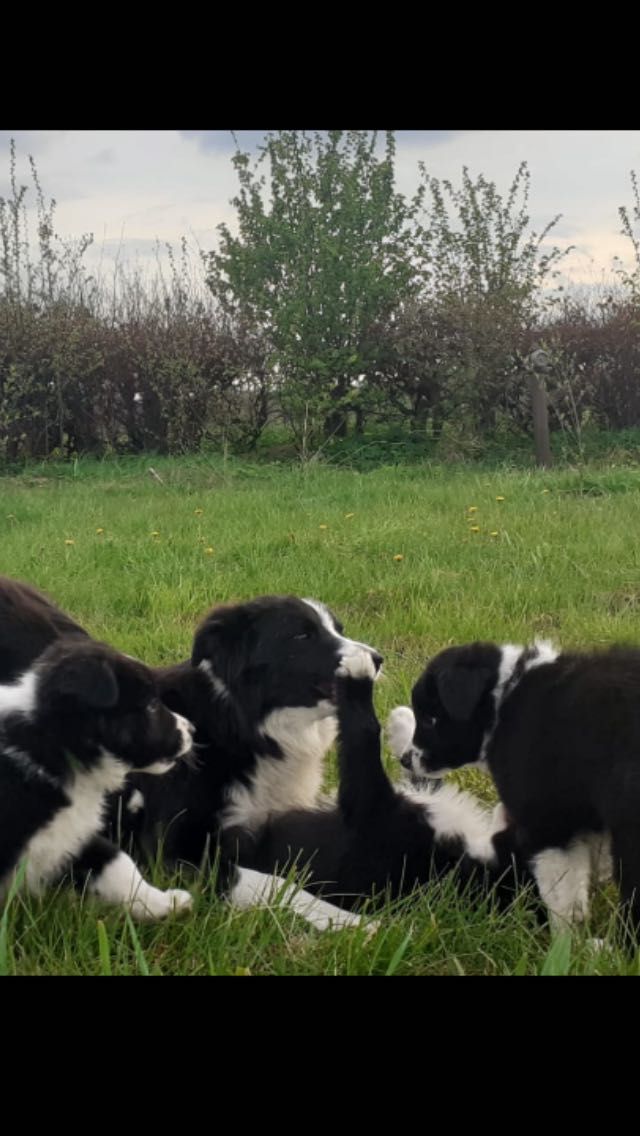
1 130 639 290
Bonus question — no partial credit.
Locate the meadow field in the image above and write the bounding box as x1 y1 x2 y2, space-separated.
3 452 640 975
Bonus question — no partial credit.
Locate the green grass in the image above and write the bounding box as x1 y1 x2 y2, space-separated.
3 452 640 974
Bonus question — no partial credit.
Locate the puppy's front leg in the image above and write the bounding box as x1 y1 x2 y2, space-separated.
73 836 192 921
531 841 592 933
336 649 395 824
229 867 375 933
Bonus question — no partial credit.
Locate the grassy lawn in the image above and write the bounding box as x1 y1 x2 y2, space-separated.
2 452 640 975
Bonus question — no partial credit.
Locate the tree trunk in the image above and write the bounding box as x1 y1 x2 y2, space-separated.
323 379 349 439
323 409 348 438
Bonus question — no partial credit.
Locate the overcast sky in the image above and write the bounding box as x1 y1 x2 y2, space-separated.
2 130 639 289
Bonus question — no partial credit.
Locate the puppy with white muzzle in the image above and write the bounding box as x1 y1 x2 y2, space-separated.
394 640 634 939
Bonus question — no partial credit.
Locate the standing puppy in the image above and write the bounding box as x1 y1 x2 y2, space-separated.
398 641 635 937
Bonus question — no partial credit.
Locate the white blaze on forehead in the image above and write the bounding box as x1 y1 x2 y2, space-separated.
302 598 381 673
493 644 524 708
302 597 340 634
494 639 560 710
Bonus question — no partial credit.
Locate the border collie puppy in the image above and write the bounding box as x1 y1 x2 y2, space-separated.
397 640 637 936
114 595 383 870
238 651 535 912
0 638 194 919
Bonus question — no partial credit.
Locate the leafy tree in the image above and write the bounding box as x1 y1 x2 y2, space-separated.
409 161 569 432
206 130 423 447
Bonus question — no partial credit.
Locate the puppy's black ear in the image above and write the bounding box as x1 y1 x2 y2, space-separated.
436 663 493 722
192 606 256 696
57 657 119 709
191 607 246 685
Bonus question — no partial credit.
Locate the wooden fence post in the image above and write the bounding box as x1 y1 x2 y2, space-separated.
526 348 552 469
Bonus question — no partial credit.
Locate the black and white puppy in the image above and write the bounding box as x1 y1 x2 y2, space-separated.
398 640 633 936
0 637 194 919
241 651 535 911
116 595 383 870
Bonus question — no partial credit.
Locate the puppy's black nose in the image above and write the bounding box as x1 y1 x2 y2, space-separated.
400 752 413 770
371 650 383 673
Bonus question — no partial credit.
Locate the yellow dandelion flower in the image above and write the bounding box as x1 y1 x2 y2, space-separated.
393 554 404 561
205 547 214 555
490 531 499 537
467 506 478 513
495 496 505 502
319 524 328 530
470 525 480 533
96 527 104 534
344 512 355 519
194 508 204 516
64 539 75 546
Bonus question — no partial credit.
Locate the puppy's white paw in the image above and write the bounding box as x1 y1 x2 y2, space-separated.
129 886 193 921
310 908 380 936
337 647 377 681
329 912 381 939
386 706 416 758
164 888 193 913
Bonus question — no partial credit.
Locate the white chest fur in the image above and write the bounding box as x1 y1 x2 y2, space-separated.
23 752 127 892
221 704 336 831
